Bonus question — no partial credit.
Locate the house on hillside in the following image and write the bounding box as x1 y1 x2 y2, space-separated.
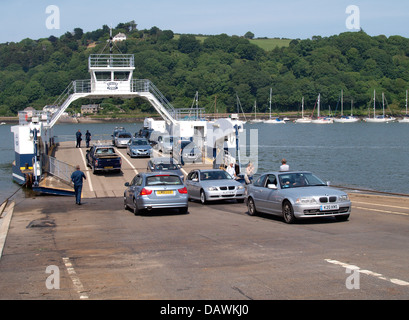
113 33 127 42
81 104 100 114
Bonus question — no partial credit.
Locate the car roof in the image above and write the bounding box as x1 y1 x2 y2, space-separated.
140 171 180 177
150 157 175 163
262 171 312 175
93 145 114 148
192 169 224 173
131 137 148 140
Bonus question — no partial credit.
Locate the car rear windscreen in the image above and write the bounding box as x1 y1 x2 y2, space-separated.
146 175 182 186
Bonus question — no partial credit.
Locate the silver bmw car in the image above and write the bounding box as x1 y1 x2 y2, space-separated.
246 171 351 223
185 169 245 204
124 172 188 215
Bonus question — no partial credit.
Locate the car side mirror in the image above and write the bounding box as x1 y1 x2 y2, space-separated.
267 184 277 189
124 182 130 187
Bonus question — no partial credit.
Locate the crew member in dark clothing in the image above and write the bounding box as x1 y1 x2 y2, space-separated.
71 165 86 205
76 130 82 148
85 130 91 148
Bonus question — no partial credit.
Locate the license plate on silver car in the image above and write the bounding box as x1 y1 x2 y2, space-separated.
320 204 339 211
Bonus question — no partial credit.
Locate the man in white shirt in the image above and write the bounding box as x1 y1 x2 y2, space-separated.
226 162 236 177
280 158 289 171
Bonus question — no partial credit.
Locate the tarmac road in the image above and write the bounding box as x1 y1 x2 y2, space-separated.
1 191 409 300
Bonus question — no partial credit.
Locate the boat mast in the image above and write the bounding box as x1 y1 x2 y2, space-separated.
341 89 344 116
317 93 321 118
373 89 376 118
269 88 272 120
382 92 385 117
301 96 304 118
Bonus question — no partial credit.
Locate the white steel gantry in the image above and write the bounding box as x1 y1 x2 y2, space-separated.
48 54 177 128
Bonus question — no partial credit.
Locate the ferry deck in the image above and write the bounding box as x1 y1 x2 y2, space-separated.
51 140 213 199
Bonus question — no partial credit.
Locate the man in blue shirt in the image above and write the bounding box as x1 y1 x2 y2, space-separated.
71 165 86 205
76 130 82 148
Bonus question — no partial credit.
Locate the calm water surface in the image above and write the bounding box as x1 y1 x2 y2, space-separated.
1 121 408 203
244 121 409 194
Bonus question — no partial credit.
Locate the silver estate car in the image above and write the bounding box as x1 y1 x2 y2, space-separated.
246 171 351 223
185 169 245 204
124 172 188 215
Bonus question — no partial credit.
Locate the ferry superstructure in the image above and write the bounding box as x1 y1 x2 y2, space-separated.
11 52 244 194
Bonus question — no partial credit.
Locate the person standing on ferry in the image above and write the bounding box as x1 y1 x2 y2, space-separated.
76 130 82 148
280 158 289 171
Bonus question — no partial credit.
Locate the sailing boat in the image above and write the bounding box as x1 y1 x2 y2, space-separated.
235 94 247 124
364 90 396 123
334 90 359 123
398 90 409 123
294 97 312 123
264 88 285 124
311 93 333 124
250 100 263 123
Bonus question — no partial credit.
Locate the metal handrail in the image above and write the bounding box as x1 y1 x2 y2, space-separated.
89 54 134 68
43 154 76 184
131 79 175 114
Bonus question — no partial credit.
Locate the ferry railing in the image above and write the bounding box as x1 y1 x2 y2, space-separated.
54 134 111 145
18 110 51 125
49 80 91 127
43 154 76 184
131 79 175 115
173 108 206 121
89 54 134 68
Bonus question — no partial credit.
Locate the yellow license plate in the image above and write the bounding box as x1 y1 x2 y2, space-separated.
104 166 113 169
156 190 173 195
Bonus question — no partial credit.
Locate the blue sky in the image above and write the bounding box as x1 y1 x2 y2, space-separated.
1 0 409 43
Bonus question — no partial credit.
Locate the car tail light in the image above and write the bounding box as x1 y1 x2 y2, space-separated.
140 188 152 196
178 187 188 194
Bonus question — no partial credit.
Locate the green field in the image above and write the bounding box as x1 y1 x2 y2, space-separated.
249 38 292 50
174 34 291 51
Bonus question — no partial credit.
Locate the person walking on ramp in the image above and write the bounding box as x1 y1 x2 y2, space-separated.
71 165 86 205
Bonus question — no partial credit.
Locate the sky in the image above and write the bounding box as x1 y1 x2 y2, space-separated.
1 0 409 43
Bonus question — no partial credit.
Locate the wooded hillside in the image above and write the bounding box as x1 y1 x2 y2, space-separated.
1 22 409 116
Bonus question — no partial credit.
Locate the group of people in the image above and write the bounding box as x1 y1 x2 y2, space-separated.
221 158 290 183
75 129 92 148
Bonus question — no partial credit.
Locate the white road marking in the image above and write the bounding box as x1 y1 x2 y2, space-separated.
114 149 138 175
352 200 409 211
62 257 89 299
325 259 409 286
78 148 94 192
352 205 409 216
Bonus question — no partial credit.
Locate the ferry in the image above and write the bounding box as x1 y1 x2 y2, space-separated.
10 47 244 195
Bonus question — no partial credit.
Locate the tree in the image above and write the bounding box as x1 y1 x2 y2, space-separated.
177 34 201 54
244 31 255 39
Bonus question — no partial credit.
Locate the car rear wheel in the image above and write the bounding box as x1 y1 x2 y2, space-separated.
179 207 188 214
282 200 296 224
133 198 139 215
200 190 207 205
247 197 257 216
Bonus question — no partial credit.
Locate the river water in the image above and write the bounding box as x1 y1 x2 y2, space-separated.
1 120 408 203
